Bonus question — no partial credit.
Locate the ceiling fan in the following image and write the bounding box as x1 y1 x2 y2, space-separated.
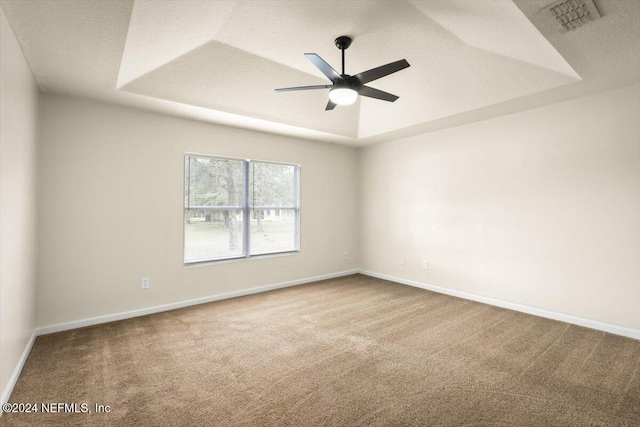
275 36 410 111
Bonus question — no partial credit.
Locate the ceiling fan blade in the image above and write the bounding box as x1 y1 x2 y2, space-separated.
305 53 343 83
325 100 337 111
349 59 410 85
275 85 332 92
358 86 399 102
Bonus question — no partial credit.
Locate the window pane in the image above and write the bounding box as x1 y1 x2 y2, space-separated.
185 156 244 208
250 209 296 255
249 162 295 207
183 155 299 263
185 209 244 262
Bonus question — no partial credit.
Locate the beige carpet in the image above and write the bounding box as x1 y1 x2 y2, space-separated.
2 274 639 426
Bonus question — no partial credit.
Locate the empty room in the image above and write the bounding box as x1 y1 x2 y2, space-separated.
1 0 639 425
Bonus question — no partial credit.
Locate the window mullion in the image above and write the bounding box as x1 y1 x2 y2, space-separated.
243 160 250 258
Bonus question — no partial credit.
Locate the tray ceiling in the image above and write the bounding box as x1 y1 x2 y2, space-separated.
1 0 638 145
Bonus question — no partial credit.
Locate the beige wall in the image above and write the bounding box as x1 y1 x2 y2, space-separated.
37 95 359 326
35 86 640 331
0 8 39 401
360 84 640 330
11 43 639 334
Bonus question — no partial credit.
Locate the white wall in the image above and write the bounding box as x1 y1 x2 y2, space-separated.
0 7 39 403
37 95 359 326
360 84 640 330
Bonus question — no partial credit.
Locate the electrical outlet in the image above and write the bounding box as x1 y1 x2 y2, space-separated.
342 252 348 261
400 256 405 266
141 277 150 290
422 260 429 270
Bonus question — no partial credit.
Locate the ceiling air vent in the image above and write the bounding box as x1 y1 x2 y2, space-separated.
546 0 602 32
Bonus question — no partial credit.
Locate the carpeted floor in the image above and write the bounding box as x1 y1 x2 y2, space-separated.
2 274 639 426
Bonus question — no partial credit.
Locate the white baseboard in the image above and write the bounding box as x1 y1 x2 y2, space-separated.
359 270 640 340
37 269 358 336
0 330 37 414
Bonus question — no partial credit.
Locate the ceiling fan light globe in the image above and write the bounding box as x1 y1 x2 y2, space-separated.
329 87 358 105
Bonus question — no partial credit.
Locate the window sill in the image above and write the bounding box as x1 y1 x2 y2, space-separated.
184 250 300 267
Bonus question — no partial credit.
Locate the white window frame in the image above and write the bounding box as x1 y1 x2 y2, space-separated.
184 153 300 264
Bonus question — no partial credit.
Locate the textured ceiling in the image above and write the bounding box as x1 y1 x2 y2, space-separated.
1 0 639 145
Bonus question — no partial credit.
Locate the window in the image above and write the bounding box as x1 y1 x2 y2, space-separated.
184 154 299 263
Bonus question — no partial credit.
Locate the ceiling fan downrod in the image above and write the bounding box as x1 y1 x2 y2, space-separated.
334 36 352 76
